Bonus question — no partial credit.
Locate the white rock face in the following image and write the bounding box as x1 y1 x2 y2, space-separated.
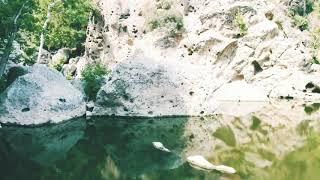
0 65 86 125
213 81 268 102
93 56 222 116
51 48 70 65
87 0 319 116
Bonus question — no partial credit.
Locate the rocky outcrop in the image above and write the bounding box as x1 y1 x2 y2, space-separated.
89 0 319 116
93 56 222 116
0 65 86 125
50 48 71 65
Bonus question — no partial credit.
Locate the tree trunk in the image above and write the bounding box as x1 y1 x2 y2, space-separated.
0 2 27 77
303 0 306 16
36 0 61 63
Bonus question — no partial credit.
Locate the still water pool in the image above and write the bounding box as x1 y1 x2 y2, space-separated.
1 101 320 180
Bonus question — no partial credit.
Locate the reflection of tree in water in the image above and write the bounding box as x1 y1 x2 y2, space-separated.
0 117 191 180
0 132 47 180
52 117 189 179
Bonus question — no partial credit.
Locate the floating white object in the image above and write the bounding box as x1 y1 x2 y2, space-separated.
187 155 236 174
187 155 215 170
152 142 171 152
213 164 237 174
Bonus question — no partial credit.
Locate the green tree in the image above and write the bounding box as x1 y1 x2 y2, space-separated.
17 0 93 64
0 0 32 76
33 0 92 51
81 63 109 100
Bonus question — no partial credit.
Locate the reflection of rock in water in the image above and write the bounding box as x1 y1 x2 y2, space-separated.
85 116 187 174
0 119 86 180
182 101 320 179
1 101 320 179
1 119 86 165
0 116 189 179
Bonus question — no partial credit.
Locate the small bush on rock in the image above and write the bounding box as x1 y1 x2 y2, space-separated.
289 0 316 31
293 15 309 30
81 63 109 100
235 13 248 37
147 0 184 39
312 57 320 64
49 58 65 71
156 0 172 10
149 14 184 38
310 29 320 63
311 29 320 49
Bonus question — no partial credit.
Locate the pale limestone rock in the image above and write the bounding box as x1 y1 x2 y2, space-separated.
213 81 268 102
268 72 320 100
75 57 88 78
62 64 77 77
36 48 52 64
51 48 71 65
310 64 320 72
88 0 318 116
247 20 279 40
0 65 86 125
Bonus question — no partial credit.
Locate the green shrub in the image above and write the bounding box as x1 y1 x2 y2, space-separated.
311 29 320 48
49 58 65 71
312 57 320 64
81 63 109 100
149 15 184 37
148 10 184 38
164 16 184 31
156 0 172 10
293 15 309 30
235 13 248 37
66 72 73 80
0 0 94 66
288 0 316 31
290 0 315 16
150 20 161 30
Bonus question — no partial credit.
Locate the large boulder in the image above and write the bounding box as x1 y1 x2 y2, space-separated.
93 56 222 116
50 48 71 66
0 65 86 125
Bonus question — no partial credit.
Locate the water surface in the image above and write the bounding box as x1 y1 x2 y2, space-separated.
1 101 320 180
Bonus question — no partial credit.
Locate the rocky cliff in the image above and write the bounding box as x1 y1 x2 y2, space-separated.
83 0 320 116
1 0 320 125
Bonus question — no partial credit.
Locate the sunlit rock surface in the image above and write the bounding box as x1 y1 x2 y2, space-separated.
0 65 86 125
85 0 320 116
